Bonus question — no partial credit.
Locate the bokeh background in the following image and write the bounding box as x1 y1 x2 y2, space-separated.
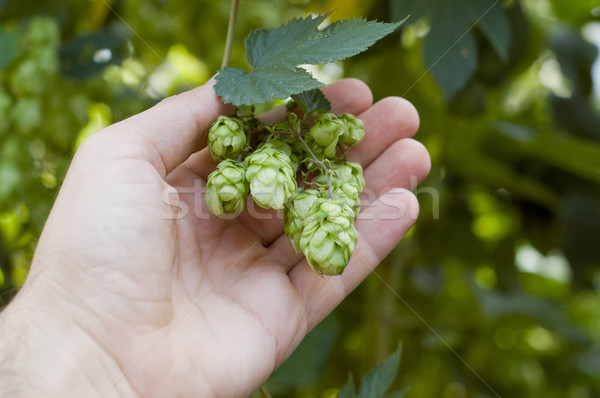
1 0 600 397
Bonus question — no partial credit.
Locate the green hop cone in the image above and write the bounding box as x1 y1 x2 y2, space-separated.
245 143 297 210
205 159 249 216
300 198 358 275
207 115 246 161
317 162 365 215
309 113 346 147
332 162 366 192
303 132 337 160
339 113 365 145
284 189 322 252
261 138 302 172
273 112 299 133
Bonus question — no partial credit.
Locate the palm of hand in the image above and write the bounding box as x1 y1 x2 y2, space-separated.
29 79 429 397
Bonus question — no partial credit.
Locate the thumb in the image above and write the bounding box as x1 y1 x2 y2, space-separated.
99 77 235 176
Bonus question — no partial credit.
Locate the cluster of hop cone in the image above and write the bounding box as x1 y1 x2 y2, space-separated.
205 106 366 275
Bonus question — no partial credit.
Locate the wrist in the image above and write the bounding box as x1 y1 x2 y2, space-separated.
0 276 137 397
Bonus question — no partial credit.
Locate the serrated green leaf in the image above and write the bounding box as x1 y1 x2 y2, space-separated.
357 345 402 398
291 88 331 114
246 13 330 69
0 28 20 70
216 13 404 106
215 66 324 106
338 373 356 398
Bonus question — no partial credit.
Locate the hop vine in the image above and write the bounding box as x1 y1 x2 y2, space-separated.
206 102 366 276
207 11 404 275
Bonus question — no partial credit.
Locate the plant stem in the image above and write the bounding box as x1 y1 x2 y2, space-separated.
259 386 271 398
294 132 327 173
293 130 333 198
221 0 240 68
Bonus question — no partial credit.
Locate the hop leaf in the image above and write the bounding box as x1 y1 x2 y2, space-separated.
205 159 249 216
300 198 358 275
207 115 246 162
291 88 332 115
245 143 297 210
215 13 405 106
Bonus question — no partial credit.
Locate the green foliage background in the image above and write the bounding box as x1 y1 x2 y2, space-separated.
1 0 600 397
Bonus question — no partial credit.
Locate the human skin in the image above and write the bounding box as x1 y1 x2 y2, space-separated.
0 78 430 397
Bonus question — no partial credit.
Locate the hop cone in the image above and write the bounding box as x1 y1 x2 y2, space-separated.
317 162 365 215
208 115 246 161
309 113 346 148
284 189 321 252
300 198 358 275
339 113 365 145
302 131 337 160
245 143 297 210
332 162 366 192
262 138 303 172
205 159 249 216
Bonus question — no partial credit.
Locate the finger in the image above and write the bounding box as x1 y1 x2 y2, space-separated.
361 138 431 198
171 78 374 245
348 96 420 167
264 138 430 271
89 78 234 177
289 188 419 330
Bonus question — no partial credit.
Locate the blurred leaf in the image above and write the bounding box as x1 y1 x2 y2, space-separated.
474 285 588 344
561 193 600 284
423 1 477 99
448 79 487 115
59 30 129 79
386 388 409 398
550 95 600 140
0 161 20 201
446 140 559 209
390 0 429 23
0 28 19 70
464 0 510 61
338 374 356 398
575 347 600 377
394 0 510 98
549 26 598 97
494 122 600 184
356 345 402 398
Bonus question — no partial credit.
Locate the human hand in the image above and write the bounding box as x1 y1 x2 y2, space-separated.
0 78 430 397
